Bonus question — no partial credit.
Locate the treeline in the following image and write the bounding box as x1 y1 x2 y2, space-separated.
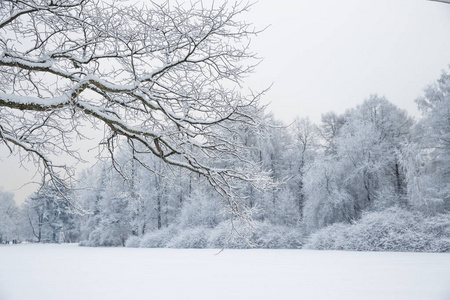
2 69 450 251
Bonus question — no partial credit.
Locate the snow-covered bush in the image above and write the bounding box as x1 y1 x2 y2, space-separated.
174 221 304 249
166 227 209 248
301 223 350 250
79 230 100 247
422 214 450 252
246 222 304 249
125 235 142 248
304 207 450 252
206 221 252 249
131 221 305 249
81 225 129 247
139 227 178 248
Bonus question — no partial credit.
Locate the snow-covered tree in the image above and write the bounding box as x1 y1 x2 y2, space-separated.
303 155 355 231
79 165 133 246
0 0 269 217
0 188 19 243
404 69 450 214
77 149 194 246
289 117 320 219
337 97 413 207
21 183 78 243
178 185 224 229
319 111 346 154
303 96 414 231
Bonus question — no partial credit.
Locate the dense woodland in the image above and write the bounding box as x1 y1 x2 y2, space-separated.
1 68 450 252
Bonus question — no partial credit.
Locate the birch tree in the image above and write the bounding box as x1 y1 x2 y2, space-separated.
0 0 269 215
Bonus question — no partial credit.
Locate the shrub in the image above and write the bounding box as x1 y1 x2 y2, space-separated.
207 221 251 249
139 226 178 248
134 221 305 249
125 235 141 248
304 207 450 252
207 221 304 249
166 227 209 248
80 228 124 247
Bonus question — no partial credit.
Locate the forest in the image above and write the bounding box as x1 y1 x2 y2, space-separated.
1 68 450 252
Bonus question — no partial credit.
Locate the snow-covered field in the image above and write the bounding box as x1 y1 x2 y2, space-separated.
0 244 449 300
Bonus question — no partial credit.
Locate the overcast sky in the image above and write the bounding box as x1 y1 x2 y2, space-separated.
246 0 450 122
2 0 450 204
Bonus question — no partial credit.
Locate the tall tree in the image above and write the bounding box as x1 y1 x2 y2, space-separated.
290 117 320 219
303 96 414 231
22 183 77 243
405 69 450 214
319 112 346 154
0 188 19 243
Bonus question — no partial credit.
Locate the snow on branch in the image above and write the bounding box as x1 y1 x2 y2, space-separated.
0 0 271 217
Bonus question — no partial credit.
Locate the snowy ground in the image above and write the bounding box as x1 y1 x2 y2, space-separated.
0 244 449 300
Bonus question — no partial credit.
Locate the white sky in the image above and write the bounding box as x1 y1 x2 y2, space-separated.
246 0 450 122
2 0 450 204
